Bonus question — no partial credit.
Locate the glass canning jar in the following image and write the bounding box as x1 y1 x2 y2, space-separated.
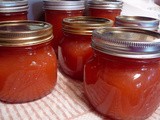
88 0 123 22
43 0 85 55
0 21 57 103
0 0 28 21
115 16 160 31
84 27 160 120
58 16 113 80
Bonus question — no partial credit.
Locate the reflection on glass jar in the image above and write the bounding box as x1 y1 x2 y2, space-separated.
115 16 160 31
0 21 57 103
58 16 113 80
88 0 123 22
43 0 85 55
0 0 28 21
84 27 160 120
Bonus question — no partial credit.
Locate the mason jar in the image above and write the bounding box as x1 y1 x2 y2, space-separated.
0 20 57 103
44 0 85 55
58 16 113 80
0 0 28 21
88 0 123 22
84 27 160 120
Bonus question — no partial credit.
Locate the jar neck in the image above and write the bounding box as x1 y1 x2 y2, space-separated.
45 9 84 13
63 31 92 38
89 7 122 10
94 50 160 64
0 11 28 15
0 42 52 52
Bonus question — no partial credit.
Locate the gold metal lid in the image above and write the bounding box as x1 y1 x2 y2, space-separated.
0 20 53 47
0 0 28 12
63 16 113 35
92 27 160 59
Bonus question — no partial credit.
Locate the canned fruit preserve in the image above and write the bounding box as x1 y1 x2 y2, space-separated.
58 16 113 80
84 27 160 119
0 0 28 21
88 0 123 22
58 34 93 80
0 21 57 103
44 0 84 55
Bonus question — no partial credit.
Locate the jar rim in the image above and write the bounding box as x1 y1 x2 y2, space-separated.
88 0 123 9
43 0 85 10
63 16 113 35
0 0 28 12
0 20 53 47
115 16 160 31
92 27 160 59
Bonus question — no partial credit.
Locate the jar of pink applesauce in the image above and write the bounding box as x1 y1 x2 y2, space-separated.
0 0 28 21
84 27 160 120
88 0 123 22
0 20 57 103
43 0 85 55
58 16 113 80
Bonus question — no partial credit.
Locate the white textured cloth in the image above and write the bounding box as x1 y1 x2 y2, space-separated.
0 70 160 120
